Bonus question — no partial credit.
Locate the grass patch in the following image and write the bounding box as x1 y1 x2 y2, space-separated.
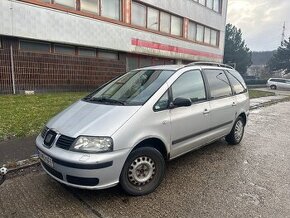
0 92 87 141
249 90 275 99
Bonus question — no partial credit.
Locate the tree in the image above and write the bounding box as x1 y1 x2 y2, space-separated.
223 24 252 74
267 37 290 74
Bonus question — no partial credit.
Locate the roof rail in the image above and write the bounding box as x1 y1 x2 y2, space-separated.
186 62 234 69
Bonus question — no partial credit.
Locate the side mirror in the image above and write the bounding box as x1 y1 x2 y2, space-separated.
172 97 192 107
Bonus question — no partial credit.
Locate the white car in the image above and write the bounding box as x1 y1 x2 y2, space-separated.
36 62 250 196
267 78 290 90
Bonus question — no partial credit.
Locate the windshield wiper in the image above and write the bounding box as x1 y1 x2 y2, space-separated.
88 97 126 105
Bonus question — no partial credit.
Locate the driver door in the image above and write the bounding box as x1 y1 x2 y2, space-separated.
170 70 211 158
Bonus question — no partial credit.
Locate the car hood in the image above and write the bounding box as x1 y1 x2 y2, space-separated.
46 100 141 137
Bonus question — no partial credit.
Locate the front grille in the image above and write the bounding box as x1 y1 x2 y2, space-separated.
44 130 57 147
66 175 99 186
41 160 63 180
56 135 76 150
41 126 49 138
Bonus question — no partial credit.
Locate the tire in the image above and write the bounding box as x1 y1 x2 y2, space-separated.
270 85 277 90
120 147 165 196
226 117 245 145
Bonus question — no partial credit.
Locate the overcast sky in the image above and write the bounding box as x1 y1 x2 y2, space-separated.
227 0 290 51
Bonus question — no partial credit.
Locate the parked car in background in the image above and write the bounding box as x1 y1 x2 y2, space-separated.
36 62 250 196
267 78 290 90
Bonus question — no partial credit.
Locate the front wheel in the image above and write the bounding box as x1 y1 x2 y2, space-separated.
120 147 165 196
226 117 245 145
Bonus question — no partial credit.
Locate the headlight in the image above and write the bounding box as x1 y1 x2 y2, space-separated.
71 136 113 153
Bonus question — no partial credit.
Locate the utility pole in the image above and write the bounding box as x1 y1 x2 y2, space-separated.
281 22 286 46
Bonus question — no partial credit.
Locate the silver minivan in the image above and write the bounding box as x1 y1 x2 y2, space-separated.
267 78 290 90
36 62 250 196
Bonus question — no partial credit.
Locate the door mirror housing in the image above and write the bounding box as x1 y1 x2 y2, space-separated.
172 98 192 107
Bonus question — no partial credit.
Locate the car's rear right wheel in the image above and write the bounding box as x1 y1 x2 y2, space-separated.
226 117 245 145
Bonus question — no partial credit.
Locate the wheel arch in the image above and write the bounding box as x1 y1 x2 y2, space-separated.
238 112 247 125
132 137 170 161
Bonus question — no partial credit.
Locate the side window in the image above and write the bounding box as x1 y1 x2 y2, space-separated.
226 71 246 94
204 69 232 99
154 91 169 111
171 70 206 102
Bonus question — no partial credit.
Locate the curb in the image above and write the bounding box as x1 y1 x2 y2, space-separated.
250 96 290 110
3 155 40 173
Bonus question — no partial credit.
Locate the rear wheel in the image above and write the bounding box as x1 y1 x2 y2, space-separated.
270 85 277 90
226 117 245 145
120 147 165 196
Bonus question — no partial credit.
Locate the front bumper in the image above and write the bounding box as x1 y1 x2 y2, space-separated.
36 135 130 189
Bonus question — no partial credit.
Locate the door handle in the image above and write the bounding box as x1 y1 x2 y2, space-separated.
203 109 210 115
232 102 237 106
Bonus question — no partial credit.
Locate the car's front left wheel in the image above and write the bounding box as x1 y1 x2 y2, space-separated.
120 147 165 196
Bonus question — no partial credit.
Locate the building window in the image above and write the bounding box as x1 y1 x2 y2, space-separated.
139 57 152 68
199 0 206 6
80 0 99 14
196 24 204 42
54 0 76 9
160 12 171 34
213 0 220 12
101 0 121 20
131 2 146 27
210 29 218 46
20 40 51 52
171 15 182 36
127 56 139 71
206 0 214 9
188 22 197 41
79 47 97 57
204 27 211 44
98 51 118 59
54 44 75 55
147 7 159 30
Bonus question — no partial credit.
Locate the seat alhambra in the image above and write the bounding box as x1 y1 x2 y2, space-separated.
36 62 250 196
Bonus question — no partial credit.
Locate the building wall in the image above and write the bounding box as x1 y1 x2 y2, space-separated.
0 0 226 62
0 0 228 94
0 37 125 94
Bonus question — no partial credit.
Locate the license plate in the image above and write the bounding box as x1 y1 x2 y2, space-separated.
38 150 53 167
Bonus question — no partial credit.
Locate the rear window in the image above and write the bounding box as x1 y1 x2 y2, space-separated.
226 70 247 95
204 69 232 99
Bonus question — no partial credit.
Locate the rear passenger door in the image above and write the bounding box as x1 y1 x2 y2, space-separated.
203 69 236 139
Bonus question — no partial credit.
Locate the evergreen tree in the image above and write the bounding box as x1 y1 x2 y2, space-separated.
223 24 252 74
267 38 290 73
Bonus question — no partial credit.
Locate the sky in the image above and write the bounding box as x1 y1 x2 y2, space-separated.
227 0 290 51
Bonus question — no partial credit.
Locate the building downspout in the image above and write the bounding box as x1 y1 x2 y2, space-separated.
10 44 16 94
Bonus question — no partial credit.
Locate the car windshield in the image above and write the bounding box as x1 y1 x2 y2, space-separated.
83 69 175 105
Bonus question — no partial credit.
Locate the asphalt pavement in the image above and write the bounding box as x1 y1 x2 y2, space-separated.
1 101 290 217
